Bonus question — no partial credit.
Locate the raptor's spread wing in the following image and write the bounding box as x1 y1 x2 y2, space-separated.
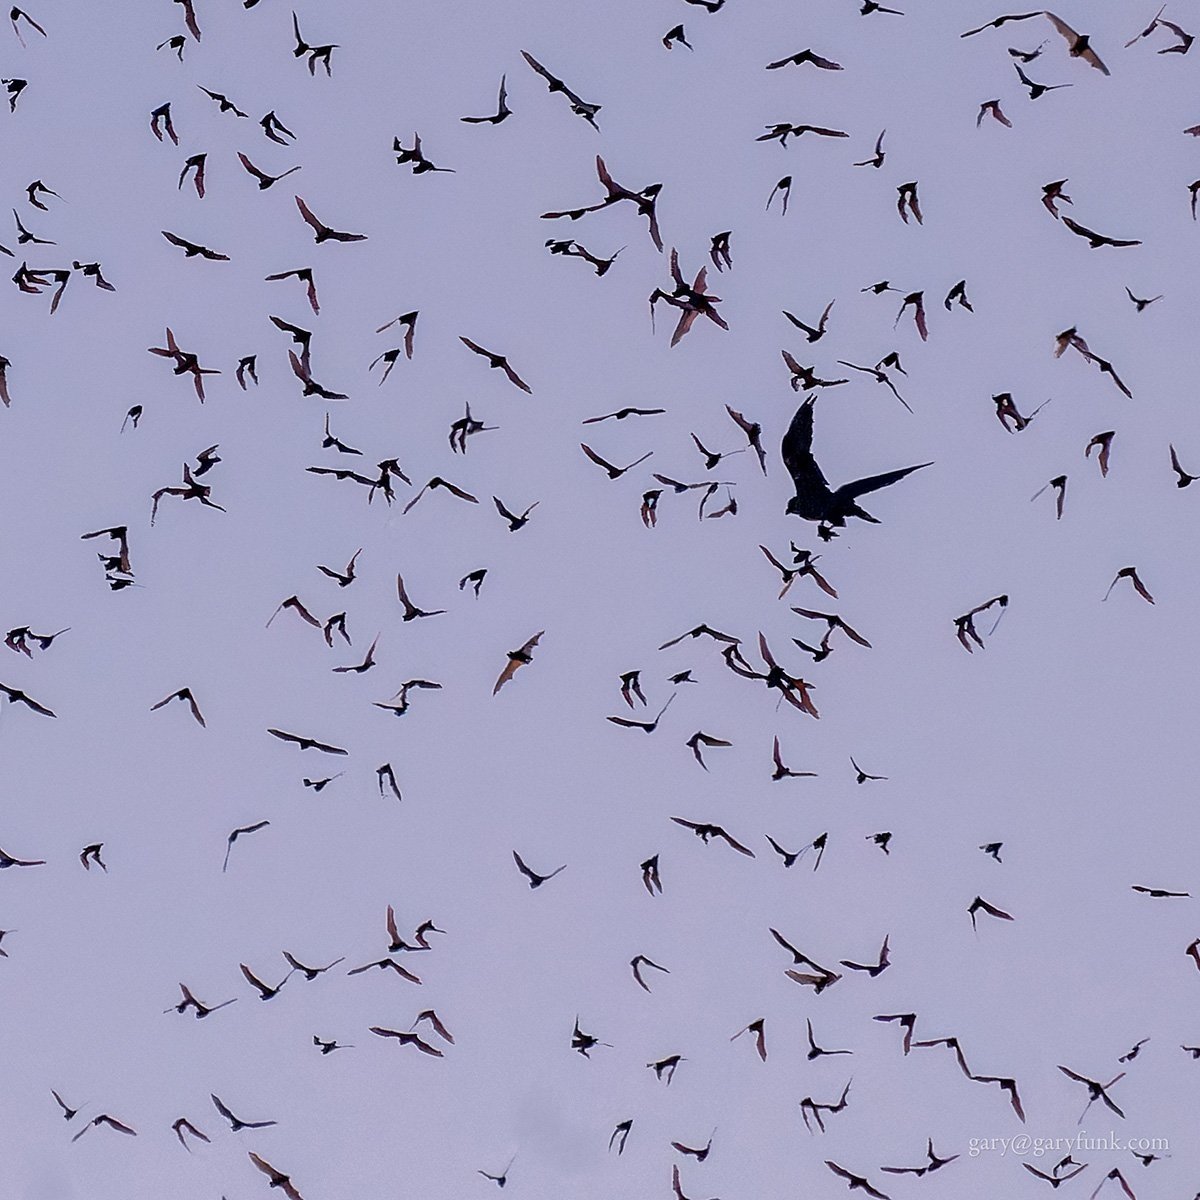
781 402 831 510
836 461 932 503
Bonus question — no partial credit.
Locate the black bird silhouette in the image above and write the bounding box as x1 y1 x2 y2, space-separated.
663 25 692 49
211 1093 276 1132
239 153 301 190
782 399 931 536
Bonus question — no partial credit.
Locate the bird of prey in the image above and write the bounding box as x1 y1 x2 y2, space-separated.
781 400 931 535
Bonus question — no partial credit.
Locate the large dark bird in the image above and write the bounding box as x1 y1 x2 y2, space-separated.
781 400 930 536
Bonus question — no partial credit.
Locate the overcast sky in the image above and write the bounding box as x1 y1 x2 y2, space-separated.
1 1 1198 1197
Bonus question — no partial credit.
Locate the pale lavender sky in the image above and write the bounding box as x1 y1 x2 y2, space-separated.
1 2 1198 1198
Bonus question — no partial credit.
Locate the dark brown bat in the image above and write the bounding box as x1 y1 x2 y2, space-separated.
968 895 1015 929
237 151 301 190
840 935 890 976
249 1153 304 1200
294 195 366 243
460 336 532 392
766 48 843 69
1062 216 1141 248
512 850 566 888
671 816 755 856
240 962 290 1000
150 687 206 727
0 682 55 718
368 1026 444 1057
461 75 511 123
731 1017 767 1061
1170 444 1197 487
607 694 675 732
402 476 479 515
521 50 601 129
71 1114 137 1142
223 821 269 872
494 632 544 694
266 728 348 755
825 1160 891 1199
772 736 817 780
1103 566 1154 604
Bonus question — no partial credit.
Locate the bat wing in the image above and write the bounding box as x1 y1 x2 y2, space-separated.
521 50 552 82
716 829 756 856
494 659 521 694
503 362 533 392
294 196 323 233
